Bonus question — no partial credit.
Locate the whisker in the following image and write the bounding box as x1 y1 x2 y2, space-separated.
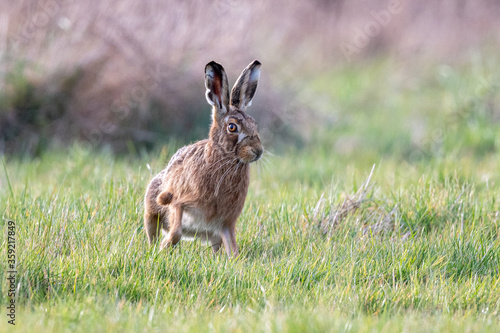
256 159 263 178
212 158 234 175
231 161 241 182
259 155 272 170
215 158 238 196
215 163 235 196
263 149 276 157
261 154 275 167
257 156 273 177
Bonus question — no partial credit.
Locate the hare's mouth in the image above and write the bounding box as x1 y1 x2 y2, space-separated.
239 147 263 164
251 148 263 162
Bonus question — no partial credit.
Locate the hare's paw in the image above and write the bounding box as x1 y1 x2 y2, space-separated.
210 234 223 254
160 229 183 250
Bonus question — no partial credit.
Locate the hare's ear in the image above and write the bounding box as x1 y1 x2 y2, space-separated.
230 60 261 110
205 61 230 120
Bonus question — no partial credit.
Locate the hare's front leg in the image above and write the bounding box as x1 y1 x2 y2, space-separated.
220 225 239 258
209 234 223 254
160 205 183 249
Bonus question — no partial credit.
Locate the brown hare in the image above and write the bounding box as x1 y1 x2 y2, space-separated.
144 60 263 257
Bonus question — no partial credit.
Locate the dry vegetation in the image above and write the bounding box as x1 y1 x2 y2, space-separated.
1 0 499 154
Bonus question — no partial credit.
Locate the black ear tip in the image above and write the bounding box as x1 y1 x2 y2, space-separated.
206 61 224 73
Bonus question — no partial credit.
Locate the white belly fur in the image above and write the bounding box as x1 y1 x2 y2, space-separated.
181 207 223 239
160 207 223 242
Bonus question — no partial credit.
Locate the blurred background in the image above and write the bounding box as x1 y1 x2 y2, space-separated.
1 0 499 159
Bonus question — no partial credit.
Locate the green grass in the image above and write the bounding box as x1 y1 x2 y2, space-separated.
1 56 500 332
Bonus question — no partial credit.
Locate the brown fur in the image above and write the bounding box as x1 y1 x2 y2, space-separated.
144 60 263 257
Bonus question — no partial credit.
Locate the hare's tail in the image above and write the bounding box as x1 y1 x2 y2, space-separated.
157 191 173 206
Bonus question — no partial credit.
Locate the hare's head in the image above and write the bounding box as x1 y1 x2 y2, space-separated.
205 60 263 164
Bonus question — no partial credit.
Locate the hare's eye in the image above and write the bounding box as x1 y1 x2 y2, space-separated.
228 123 238 133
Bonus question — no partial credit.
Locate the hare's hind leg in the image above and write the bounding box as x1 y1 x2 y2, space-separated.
144 176 169 245
160 204 183 249
144 209 168 245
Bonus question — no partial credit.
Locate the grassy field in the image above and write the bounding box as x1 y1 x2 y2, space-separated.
1 58 500 332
